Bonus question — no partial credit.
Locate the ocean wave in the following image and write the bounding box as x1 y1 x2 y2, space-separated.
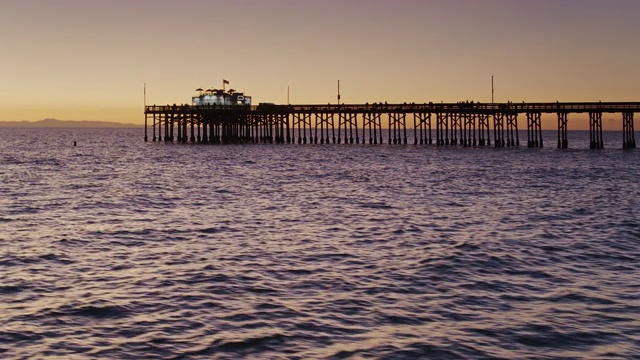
1 128 639 359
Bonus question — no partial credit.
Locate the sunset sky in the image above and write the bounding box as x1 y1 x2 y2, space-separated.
1 0 639 128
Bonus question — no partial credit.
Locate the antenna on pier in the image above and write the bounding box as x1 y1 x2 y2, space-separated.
491 76 494 104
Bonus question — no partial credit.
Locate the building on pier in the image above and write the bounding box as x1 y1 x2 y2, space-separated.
192 88 252 106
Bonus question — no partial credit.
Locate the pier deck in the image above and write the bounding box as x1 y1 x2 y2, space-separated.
144 101 640 149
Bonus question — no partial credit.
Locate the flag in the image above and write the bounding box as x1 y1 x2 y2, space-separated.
223 79 229 85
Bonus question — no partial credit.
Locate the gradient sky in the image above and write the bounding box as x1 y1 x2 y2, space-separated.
1 0 639 127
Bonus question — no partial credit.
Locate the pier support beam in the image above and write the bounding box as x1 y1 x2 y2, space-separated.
181 114 187 143
177 114 183 143
388 113 392 144
314 113 320 144
274 114 280 144
557 112 568 148
286 113 291 143
462 113 475 147
255 114 261 143
526 113 542 148
349 113 357 144
164 113 169 142
267 114 274 143
493 113 505 147
258 115 265 143
589 112 604 149
360 114 367 144
339 113 357 144
152 113 157 142
144 113 148 142
190 115 195 143
247 115 254 143
170 112 175 142
449 113 460 145
389 113 407 144
197 115 201 143
279 114 289 144
208 116 215 144
315 113 333 144
216 115 222 144
623 112 636 149
506 113 519 146
413 113 432 145
201 115 208 143
477 114 490 146
275 114 282 144
169 112 176 142
363 112 382 144
436 113 447 145
293 113 311 144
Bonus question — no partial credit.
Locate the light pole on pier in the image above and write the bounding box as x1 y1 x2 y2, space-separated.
491 76 494 104
337 80 341 105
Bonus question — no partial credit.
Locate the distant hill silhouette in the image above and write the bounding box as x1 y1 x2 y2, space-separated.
0 118 141 128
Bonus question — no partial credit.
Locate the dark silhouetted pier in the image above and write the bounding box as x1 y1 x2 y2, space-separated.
144 102 639 149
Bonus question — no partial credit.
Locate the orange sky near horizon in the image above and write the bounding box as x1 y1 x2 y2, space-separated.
1 0 639 130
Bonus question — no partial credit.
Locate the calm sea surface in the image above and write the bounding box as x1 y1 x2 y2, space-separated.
1 128 639 359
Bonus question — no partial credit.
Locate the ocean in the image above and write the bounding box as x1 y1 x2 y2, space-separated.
1 128 639 359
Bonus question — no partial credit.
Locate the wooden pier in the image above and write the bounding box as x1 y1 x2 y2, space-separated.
144 102 639 149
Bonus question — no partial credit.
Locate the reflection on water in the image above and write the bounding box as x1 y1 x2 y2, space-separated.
1 128 639 359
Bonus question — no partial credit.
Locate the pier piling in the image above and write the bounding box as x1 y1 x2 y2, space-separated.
557 113 568 149
589 112 604 149
493 113 504 147
526 113 542 148
623 112 636 149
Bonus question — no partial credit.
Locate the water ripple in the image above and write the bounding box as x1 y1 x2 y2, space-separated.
0 128 639 359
